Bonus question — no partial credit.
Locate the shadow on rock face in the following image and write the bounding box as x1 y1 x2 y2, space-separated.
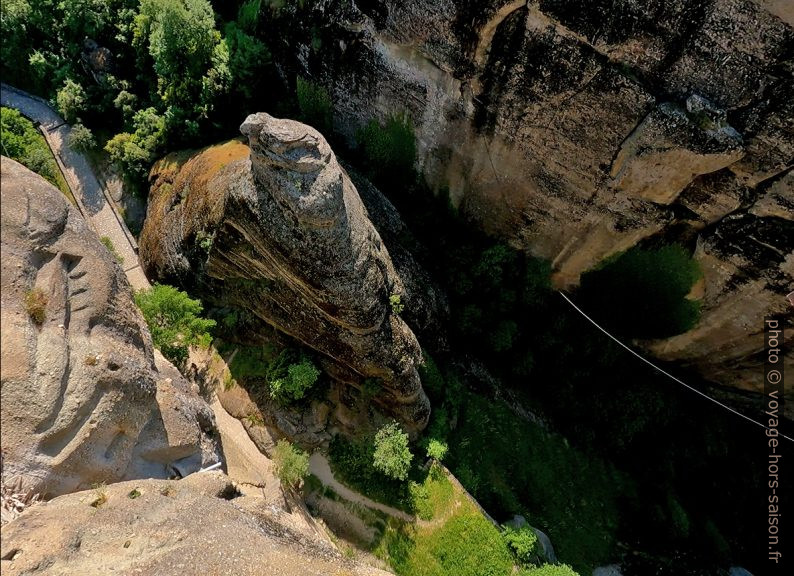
0 157 220 497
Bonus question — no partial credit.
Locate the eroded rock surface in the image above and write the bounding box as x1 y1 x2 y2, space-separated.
0 157 219 497
0 472 392 576
139 117 431 435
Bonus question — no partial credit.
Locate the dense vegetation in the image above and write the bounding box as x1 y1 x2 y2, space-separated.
1 107 71 200
217 342 323 405
272 439 309 489
1 0 279 190
134 283 216 365
342 116 771 574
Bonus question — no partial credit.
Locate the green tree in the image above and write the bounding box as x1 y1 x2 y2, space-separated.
373 421 413 481
502 525 542 566
113 90 139 123
0 0 32 82
105 107 165 177
269 358 320 403
135 0 228 134
68 124 96 151
60 0 114 41
224 21 270 101
272 439 309 489
134 283 216 365
426 438 448 462
56 79 87 123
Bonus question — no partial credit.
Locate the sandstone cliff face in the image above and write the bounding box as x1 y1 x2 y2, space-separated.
0 157 219 497
649 173 794 407
139 116 431 436
265 0 793 392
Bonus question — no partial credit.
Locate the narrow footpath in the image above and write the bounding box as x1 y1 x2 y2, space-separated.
1 83 150 291
308 452 415 522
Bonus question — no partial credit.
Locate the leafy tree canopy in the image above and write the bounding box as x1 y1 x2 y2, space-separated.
373 421 413 481
134 283 216 365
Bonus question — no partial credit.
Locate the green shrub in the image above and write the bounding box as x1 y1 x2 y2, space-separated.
100 236 124 264
519 564 580 576
296 76 332 134
272 439 309 488
357 113 416 190
24 287 48 325
426 438 448 462
389 293 405 315
269 357 320 403
68 123 96 151
373 421 413 481
55 78 86 123
1 107 62 187
502 525 542 566
579 244 701 338
134 283 216 366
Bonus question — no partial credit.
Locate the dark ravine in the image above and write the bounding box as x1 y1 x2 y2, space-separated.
260 0 793 398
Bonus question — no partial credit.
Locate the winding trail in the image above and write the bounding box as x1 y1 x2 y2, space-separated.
308 452 414 522
1 83 150 291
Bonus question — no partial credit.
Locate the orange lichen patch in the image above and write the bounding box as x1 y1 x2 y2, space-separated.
183 139 249 195
142 139 251 273
149 147 197 184
149 138 249 232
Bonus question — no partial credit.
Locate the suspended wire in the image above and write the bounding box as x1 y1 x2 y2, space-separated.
557 291 793 443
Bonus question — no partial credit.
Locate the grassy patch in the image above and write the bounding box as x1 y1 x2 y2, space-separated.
374 471 514 576
100 236 125 265
446 392 624 574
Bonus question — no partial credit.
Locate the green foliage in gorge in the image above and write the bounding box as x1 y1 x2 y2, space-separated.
269 357 321 403
373 421 413 481
272 439 309 488
579 244 701 338
357 114 416 190
296 76 332 134
134 283 216 366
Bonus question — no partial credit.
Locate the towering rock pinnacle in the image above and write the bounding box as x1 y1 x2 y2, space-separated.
140 115 431 436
